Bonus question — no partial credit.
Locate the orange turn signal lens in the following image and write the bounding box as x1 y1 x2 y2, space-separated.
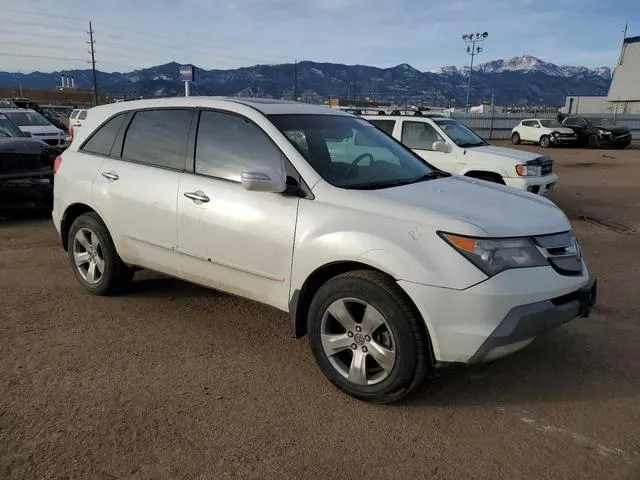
443 234 477 253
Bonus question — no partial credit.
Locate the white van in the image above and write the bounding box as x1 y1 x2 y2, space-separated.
52 97 596 403
364 115 558 196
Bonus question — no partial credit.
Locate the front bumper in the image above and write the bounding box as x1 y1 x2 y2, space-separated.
0 171 53 206
550 135 578 145
398 265 592 363
468 278 597 362
504 173 558 196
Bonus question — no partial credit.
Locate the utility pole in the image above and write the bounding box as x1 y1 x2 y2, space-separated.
293 59 298 101
462 32 488 113
88 21 98 106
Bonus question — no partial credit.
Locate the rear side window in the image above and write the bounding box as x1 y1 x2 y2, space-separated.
78 111 88 120
122 109 193 170
522 120 538 127
194 110 282 182
81 113 127 156
368 119 396 136
70 110 79 119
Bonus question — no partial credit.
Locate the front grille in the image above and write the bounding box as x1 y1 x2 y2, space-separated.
532 232 583 276
0 152 44 174
559 133 574 137
615 133 631 140
541 162 553 175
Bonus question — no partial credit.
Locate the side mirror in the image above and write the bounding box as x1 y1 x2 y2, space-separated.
534 124 540 128
432 141 451 153
23 131 32 138
240 167 286 193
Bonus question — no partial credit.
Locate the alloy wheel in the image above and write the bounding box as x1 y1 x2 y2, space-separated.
320 298 396 385
72 227 105 284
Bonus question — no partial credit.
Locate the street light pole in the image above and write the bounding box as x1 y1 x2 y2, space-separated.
462 32 488 113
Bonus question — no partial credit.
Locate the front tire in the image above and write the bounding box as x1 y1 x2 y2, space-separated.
68 212 133 295
511 132 521 145
307 270 430 404
539 135 551 148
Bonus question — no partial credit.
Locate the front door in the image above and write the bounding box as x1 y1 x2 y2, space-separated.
400 120 455 172
177 110 298 311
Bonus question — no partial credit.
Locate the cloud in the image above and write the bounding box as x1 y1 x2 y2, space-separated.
0 0 636 72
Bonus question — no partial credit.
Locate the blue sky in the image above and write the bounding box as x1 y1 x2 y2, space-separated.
0 0 637 73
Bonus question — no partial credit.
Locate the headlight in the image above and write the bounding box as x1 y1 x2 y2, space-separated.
439 233 547 276
598 129 612 136
552 131 560 137
515 164 541 176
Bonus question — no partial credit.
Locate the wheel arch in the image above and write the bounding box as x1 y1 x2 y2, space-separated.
60 203 97 251
289 260 432 351
464 170 506 184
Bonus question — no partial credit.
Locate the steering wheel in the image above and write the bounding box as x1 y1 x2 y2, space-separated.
345 152 374 178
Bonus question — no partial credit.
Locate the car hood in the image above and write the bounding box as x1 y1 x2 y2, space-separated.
548 127 576 134
0 137 50 155
364 174 570 237
464 144 543 162
17 125 62 136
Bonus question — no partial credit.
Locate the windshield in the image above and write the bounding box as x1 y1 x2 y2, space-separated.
269 114 445 190
540 119 564 128
0 115 26 138
433 119 487 147
4 111 51 127
591 118 617 127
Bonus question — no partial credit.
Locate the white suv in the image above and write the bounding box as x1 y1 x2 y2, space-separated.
364 115 558 196
52 97 597 403
511 118 578 148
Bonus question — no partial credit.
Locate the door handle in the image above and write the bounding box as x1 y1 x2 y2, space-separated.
184 190 210 203
101 171 119 181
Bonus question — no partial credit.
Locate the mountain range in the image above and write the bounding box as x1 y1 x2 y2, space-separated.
0 55 613 106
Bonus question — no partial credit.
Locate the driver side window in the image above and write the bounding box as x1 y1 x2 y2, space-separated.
401 122 444 151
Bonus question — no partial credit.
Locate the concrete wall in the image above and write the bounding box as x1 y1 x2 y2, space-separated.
563 96 613 114
450 111 640 140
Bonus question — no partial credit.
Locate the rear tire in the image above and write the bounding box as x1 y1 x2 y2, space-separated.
539 135 551 148
307 270 430 404
511 132 521 145
68 212 133 296
588 135 599 149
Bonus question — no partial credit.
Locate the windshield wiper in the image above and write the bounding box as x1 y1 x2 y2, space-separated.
457 141 486 148
347 170 450 190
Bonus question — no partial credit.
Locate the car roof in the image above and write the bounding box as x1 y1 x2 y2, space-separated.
362 115 447 121
83 96 352 119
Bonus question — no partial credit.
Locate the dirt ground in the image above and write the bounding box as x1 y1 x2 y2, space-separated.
1 141 639 479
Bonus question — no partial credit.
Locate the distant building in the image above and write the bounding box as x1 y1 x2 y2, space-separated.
607 36 640 114
563 35 640 115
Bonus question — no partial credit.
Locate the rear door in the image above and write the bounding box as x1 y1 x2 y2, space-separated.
176 109 299 310
90 108 195 275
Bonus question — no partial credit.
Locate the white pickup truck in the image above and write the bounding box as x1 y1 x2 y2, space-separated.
363 115 558 196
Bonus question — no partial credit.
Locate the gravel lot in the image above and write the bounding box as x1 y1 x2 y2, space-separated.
1 142 639 479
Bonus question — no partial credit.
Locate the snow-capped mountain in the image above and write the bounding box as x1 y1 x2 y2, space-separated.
439 55 612 79
0 56 613 106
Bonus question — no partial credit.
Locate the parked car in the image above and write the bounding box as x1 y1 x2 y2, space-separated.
9 97 69 133
511 119 578 148
0 113 59 207
69 108 89 141
0 108 68 148
364 115 558 196
52 97 596 403
560 115 632 149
